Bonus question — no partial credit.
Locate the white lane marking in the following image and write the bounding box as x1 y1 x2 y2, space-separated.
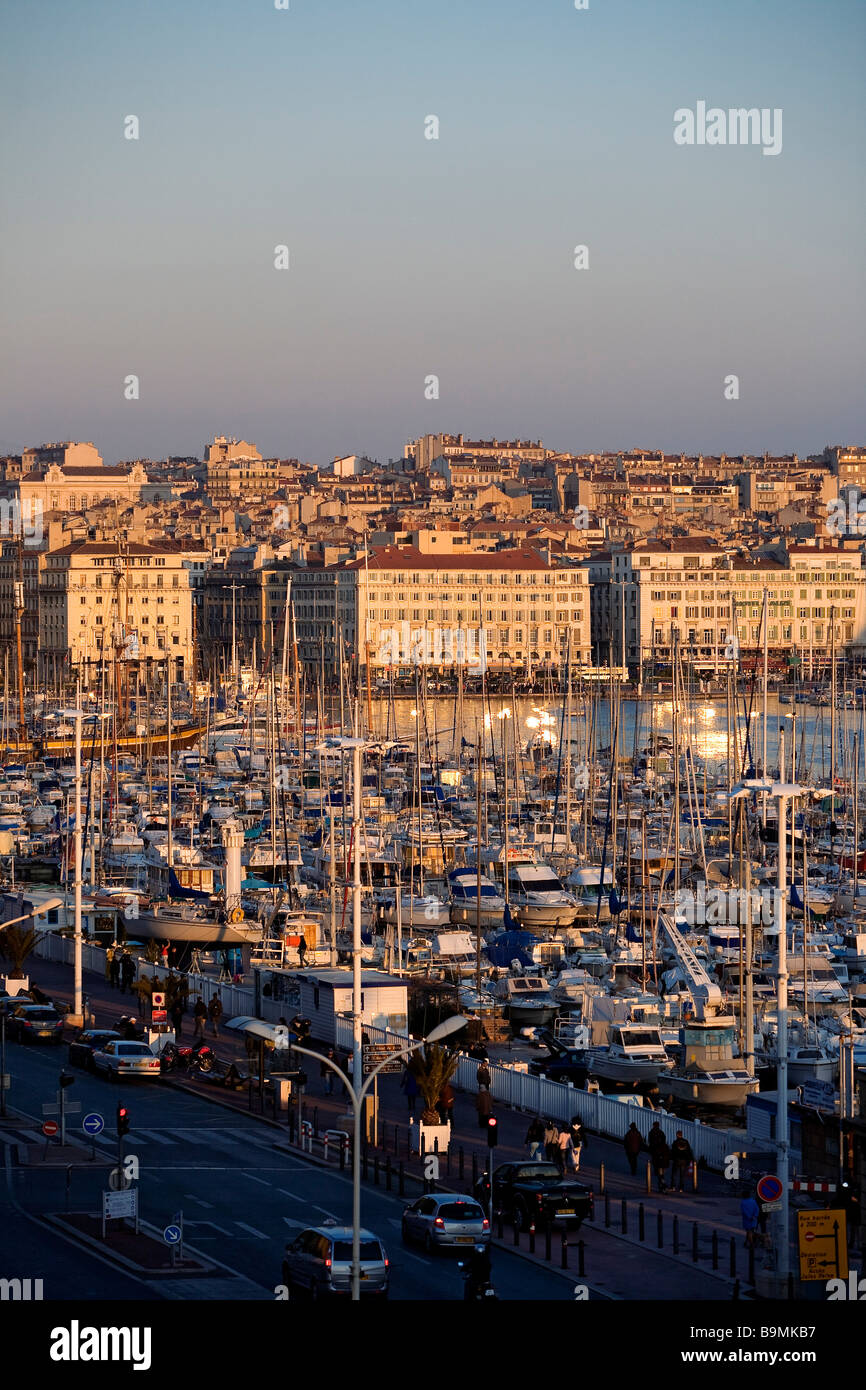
282 1216 305 1228
239 1173 271 1186
183 1195 214 1208
278 1188 302 1200
235 1221 268 1239
400 1249 428 1265
199 1131 245 1153
137 1129 175 1145
312 1205 339 1220
186 1221 234 1237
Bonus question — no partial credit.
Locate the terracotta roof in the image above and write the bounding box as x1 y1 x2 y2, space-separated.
337 545 551 572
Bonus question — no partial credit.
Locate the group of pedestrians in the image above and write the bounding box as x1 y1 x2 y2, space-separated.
623 1121 695 1193
523 1116 586 1174
105 947 137 995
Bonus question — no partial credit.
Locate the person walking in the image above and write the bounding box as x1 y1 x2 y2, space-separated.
623 1121 643 1176
192 996 207 1041
108 949 121 990
569 1116 586 1172
320 1047 336 1095
297 935 307 968
207 991 223 1037
119 951 136 996
543 1119 560 1164
170 998 184 1040
557 1124 577 1175
525 1116 545 1161
400 1066 419 1116
476 1061 492 1089
647 1121 670 1193
475 1086 493 1131
437 1081 455 1127
740 1194 760 1249
670 1131 694 1193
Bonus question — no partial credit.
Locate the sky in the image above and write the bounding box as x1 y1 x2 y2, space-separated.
1 0 864 466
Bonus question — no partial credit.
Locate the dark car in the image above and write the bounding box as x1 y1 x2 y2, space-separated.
528 1046 590 1085
8 1004 65 1045
68 1029 122 1070
475 1161 594 1232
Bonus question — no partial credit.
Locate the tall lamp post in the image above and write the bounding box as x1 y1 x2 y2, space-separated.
0 897 64 1117
288 1013 466 1300
61 709 109 1024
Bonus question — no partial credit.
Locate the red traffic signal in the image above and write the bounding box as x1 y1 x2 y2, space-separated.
116 1105 130 1137
486 1116 498 1148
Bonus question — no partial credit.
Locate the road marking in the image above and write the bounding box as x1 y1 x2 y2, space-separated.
235 1221 268 1239
186 1221 234 1237
400 1249 428 1265
312 1205 339 1220
137 1129 175 1145
278 1188 302 1200
183 1195 214 1208
282 1216 305 1228
239 1173 271 1187
199 1132 244 1153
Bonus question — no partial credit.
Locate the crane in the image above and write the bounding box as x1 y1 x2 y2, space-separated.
657 909 723 1020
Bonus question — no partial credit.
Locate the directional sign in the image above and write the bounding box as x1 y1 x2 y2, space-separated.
801 1079 836 1111
797 1209 848 1282
42 1120 58 1137
363 1043 405 1075
103 1190 137 1220
82 1112 104 1136
756 1174 784 1204
163 1224 182 1245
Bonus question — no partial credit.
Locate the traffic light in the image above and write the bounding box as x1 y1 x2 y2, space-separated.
486 1116 498 1149
116 1105 130 1138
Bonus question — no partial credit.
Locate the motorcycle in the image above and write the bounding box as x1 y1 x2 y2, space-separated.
160 1041 215 1075
457 1255 499 1302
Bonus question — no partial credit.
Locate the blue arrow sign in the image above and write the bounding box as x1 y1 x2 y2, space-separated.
163 1225 182 1245
82 1112 105 1136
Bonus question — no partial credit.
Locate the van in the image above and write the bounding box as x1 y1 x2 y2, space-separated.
281 1225 389 1299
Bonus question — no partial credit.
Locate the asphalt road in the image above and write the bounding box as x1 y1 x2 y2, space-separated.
2 1039 579 1302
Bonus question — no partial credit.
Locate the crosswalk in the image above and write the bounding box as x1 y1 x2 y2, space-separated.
92 1126 284 1156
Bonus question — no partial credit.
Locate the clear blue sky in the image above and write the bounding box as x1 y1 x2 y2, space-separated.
1 0 863 465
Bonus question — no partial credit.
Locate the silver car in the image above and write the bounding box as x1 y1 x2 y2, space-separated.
92 1040 161 1080
401 1194 490 1252
281 1226 389 1300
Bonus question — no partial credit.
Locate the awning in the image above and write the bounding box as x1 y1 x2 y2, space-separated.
225 1016 290 1048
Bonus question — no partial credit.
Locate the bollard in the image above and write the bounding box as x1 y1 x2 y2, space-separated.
692 1223 699 1263
599 1162 605 1194
472 1153 478 1187
692 1160 698 1192
560 1232 568 1270
787 1273 795 1301
604 1191 611 1228
748 1243 755 1285
398 1161 405 1196
374 1155 380 1186
313 1106 318 1136
712 1230 718 1270
385 1156 392 1191
729 1236 736 1278
578 1239 585 1277
638 1203 645 1242
497 1212 504 1240
363 1147 369 1181
446 1147 451 1177
621 1199 627 1235
459 1147 465 1180
407 1128 411 1162
673 1215 679 1255
339 1137 346 1171
657 1210 663 1249
646 1159 652 1195
529 1223 536 1255
513 1217 520 1247
545 1225 552 1262
732 1279 740 1301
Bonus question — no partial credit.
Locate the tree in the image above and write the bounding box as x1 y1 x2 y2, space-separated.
407 1043 459 1125
0 924 37 977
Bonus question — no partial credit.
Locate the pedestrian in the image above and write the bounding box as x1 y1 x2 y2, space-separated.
297 935 307 968
193 995 207 1041
569 1116 586 1172
159 944 169 970
525 1115 545 1161
108 949 120 990
740 1193 760 1248
121 951 137 995
207 991 223 1037
840 1182 861 1250
670 1131 694 1192
170 998 184 1040
647 1121 670 1193
105 945 114 985
476 1061 492 1088
475 1086 493 1131
437 1081 455 1127
320 1047 336 1095
623 1121 643 1176
400 1066 419 1116
543 1119 560 1164
557 1124 577 1175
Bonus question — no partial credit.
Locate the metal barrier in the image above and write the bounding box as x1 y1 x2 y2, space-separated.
299 1120 314 1153
323 1129 349 1165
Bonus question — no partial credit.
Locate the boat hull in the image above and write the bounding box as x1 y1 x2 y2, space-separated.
659 1072 760 1108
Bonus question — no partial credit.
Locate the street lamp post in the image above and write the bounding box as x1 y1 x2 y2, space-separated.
288 1013 465 1301
61 709 108 1024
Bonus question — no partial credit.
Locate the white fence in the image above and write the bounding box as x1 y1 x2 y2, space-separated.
335 1016 731 1169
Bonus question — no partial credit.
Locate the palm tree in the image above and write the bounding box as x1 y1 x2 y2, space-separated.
0 924 37 978
408 1043 459 1124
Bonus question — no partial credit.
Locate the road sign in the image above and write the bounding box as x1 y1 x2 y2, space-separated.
103 1189 137 1220
363 1043 405 1075
756 1174 784 1204
42 1120 58 1137
151 1010 167 1023
801 1079 836 1110
797 1209 848 1282
163 1224 182 1245
82 1112 104 1136
152 993 165 1008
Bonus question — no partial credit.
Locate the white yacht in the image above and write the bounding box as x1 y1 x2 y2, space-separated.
588 1023 675 1085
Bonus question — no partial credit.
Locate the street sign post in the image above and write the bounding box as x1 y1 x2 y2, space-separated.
797 1209 848 1282
362 1043 405 1075
164 1212 184 1264
82 1112 104 1136
42 1120 58 1138
102 1188 138 1238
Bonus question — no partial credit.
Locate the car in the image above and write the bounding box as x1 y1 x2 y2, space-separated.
68 1029 123 1070
528 1034 590 1085
91 1039 161 1080
475 1161 594 1232
281 1226 389 1300
401 1194 490 1253
7 1004 65 1045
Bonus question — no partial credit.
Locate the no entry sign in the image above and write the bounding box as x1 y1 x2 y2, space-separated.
42 1120 58 1137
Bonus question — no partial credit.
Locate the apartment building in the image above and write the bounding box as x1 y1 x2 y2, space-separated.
199 548 292 666
605 539 866 672
405 433 549 472
38 541 193 683
0 441 150 514
291 544 592 674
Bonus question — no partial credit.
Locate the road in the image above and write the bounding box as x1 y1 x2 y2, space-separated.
2 1040 579 1301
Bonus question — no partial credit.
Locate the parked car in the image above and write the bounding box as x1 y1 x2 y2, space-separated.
91 1039 161 1080
7 1004 65 1045
474 1161 594 1231
528 1032 590 1084
281 1226 389 1299
401 1194 490 1253
68 1029 122 1070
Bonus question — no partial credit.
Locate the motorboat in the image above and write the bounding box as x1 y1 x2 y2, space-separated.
447 866 506 927
492 974 560 1028
588 1022 675 1085
504 856 579 929
658 1014 759 1108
